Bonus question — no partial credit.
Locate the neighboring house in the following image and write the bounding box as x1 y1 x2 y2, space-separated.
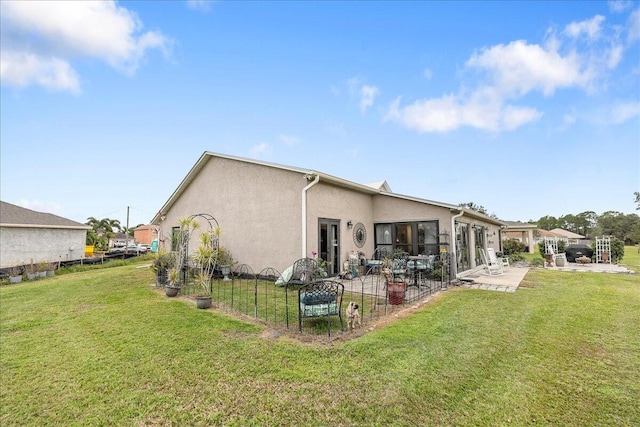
503 221 538 254
133 225 159 245
152 152 506 278
548 228 586 244
109 232 132 248
538 228 587 245
0 201 91 269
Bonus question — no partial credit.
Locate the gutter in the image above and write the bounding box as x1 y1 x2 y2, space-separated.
301 173 320 258
450 209 465 278
0 223 92 230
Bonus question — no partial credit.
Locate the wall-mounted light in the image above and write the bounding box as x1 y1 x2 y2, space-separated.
347 220 353 229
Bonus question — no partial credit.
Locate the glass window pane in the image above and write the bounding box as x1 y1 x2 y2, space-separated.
376 224 393 244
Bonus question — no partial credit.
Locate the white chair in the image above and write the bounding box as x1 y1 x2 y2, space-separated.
481 249 503 276
487 248 510 270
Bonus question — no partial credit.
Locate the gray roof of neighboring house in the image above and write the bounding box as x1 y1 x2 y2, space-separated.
550 228 585 239
504 220 538 229
0 201 90 229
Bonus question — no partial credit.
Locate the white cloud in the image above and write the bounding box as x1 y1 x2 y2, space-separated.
0 1 171 92
17 199 64 216
0 51 80 93
250 142 272 158
564 15 606 40
186 0 215 12
562 111 577 129
610 101 640 123
607 44 624 68
388 17 634 135
629 8 640 41
346 77 379 114
609 1 634 13
279 134 300 146
386 95 542 133
360 85 380 114
466 40 591 97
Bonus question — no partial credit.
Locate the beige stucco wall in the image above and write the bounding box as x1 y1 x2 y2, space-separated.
372 195 454 237
306 182 375 267
159 156 305 273
157 154 505 276
0 227 87 269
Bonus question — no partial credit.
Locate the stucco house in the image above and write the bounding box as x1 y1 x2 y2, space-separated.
0 201 91 269
133 224 160 245
151 152 506 278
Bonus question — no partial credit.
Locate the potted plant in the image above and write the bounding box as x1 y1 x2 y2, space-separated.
217 247 235 281
152 249 173 286
601 251 610 262
383 268 406 305
37 262 48 278
191 233 216 309
26 264 37 280
8 267 23 284
44 263 55 277
165 268 181 297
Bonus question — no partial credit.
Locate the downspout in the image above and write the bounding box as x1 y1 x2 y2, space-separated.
450 209 464 278
301 173 320 258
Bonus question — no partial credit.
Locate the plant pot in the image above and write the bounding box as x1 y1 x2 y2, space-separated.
387 281 406 305
9 275 22 284
165 285 180 297
195 296 212 309
156 269 169 286
46 270 55 277
601 253 609 262
27 273 37 280
221 266 231 281
37 271 46 278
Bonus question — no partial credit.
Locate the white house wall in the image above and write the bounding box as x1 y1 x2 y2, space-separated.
0 227 87 269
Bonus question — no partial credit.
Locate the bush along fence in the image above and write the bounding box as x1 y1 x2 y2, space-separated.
156 252 453 341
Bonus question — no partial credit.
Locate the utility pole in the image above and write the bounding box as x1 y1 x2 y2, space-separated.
125 206 130 254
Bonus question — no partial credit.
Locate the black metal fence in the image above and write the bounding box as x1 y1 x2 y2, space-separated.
160 253 453 340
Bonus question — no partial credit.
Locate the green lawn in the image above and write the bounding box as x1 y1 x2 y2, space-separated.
1 259 639 426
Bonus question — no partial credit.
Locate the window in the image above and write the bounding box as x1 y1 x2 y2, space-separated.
375 221 439 256
374 224 393 257
418 222 439 255
171 227 180 251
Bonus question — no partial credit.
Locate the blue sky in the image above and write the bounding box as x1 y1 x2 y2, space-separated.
1 1 639 229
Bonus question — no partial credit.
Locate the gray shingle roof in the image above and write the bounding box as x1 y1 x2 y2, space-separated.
0 201 89 229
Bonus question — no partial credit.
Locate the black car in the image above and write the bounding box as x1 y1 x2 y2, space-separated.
565 244 594 262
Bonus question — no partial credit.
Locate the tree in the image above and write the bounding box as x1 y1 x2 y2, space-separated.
85 217 124 250
460 202 488 215
536 215 560 231
593 211 640 244
635 192 640 210
575 211 597 236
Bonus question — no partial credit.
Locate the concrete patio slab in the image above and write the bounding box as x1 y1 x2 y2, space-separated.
461 266 530 292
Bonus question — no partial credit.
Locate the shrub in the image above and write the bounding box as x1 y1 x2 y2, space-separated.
591 237 624 263
508 252 525 262
503 239 526 256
